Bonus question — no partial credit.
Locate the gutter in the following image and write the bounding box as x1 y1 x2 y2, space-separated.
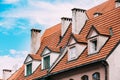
34 58 106 80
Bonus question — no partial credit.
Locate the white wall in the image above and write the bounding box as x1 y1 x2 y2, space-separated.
98 35 108 50
24 58 41 76
50 52 60 66
32 60 41 73
88 35 108 55
68 43 86 61
41 52 60 69
106 43 120 80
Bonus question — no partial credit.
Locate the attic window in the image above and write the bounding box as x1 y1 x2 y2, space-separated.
90 39 98 54
26 63 32 76
68 46 77 61
115 0 120 8
93 12 102 17
43 56 50 69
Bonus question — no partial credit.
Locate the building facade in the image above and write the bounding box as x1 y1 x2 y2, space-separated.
8 0 120 80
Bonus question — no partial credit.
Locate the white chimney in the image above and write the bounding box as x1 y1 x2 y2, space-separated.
61 17 72 36
72 8 88 34
3 69 12 80
31 28 41 54
115 0 120 8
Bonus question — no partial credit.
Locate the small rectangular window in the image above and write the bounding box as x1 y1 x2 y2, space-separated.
90 39 97 53
26 63 32 76
69 46 77 60
43 56 50 69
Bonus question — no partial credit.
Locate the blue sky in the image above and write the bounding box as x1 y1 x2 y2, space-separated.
0 0 106 78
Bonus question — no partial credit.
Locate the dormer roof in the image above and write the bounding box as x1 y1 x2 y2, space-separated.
8 0 120 79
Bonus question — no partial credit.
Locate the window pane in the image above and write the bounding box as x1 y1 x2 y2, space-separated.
81 75 88 80
44 56 50 69
26 63 32 76
90 39 97 53
69 47 77 60
92 72 100 80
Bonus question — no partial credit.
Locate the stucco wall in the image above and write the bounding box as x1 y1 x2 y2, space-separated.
41 52 60 69
51 63 105 80
107 43 120 80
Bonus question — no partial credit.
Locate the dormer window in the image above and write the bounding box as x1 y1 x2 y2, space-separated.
43 56 50 69
90 39 97 53
26 63 32 76
68 46 77 61
24 54 41 76
87 26 109 55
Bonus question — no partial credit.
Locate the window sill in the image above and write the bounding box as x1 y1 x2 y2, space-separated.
25 73 32 77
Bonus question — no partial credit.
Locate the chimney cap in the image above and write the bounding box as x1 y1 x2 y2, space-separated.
3 69 12 72
72 8 86 12
31 28 41 32
61 17 72 21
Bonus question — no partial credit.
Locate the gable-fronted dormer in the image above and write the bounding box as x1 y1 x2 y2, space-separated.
87 26 109 55
24 54 41 76
67 35 87 61
41 47 60 70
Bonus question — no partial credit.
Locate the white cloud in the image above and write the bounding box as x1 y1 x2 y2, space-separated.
0 0 107 28
9 49 16 54
0 55 23 78
2 0 19 4
0 49 29 79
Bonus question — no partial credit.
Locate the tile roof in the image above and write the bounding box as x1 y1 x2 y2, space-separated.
8 0 120 79
87 0 115 19
37 23 61 55
29 54 41 61
51 6 120 74
8 65 24 80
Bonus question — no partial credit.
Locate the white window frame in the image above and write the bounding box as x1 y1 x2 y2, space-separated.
68 46 77 61
25 62 32 76
88 37 98 54
42 54 50 70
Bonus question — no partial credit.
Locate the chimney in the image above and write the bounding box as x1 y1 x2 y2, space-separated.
72 8 88 34
3 69 12 80
31 28 41 54
115 0 120 8
61 17 72 36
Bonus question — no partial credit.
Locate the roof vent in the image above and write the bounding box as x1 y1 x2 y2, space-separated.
109 27 113 36
93 12 102 17
115 0 120 8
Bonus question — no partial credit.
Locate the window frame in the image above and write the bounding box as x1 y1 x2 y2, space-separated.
92 72 100 80
81 75 89 80
89 37 98 54
43 55 50 69
26 63 32 76
68 46 77 61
